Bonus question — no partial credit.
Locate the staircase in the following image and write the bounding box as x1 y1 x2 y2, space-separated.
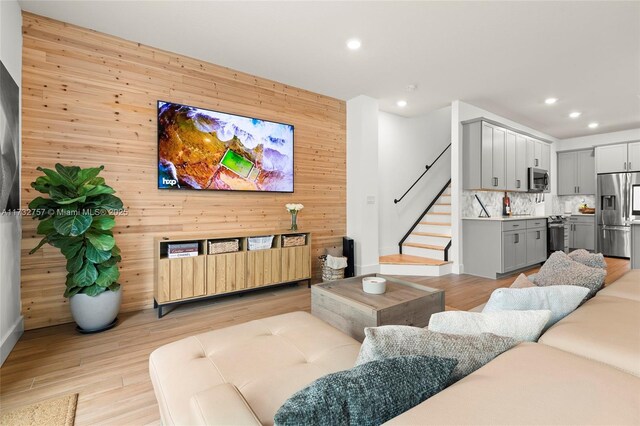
380 182 453 276
378 142 453 276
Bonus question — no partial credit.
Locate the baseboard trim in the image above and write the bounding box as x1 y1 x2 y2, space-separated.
356 263 380 276
1 315 24 366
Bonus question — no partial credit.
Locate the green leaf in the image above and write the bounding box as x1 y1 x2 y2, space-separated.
74 166 104 186
55 164 80 182
64 286 82 298
87 177 105 186
107 282 121 292
87 194 123 210
36 218 55 235
54 214 93 237
48 186 70 201
31 176 52 193
54 195 87 205
82 284 106 297
66 247 86 274
86 231 115 251
60 238 84 259
111 245 121 256
38 167 75 191
100 254 121 267
73 260 98 287
91 216 115 231
29 236 49 255
29 196 52 210
95 264 119 287
82 185 115 197
86 241 112 263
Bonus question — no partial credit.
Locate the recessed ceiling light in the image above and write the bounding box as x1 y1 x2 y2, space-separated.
588 122 599 129
545 98 558 105
569 112 582 118
346 39 361 50
396 100 407 107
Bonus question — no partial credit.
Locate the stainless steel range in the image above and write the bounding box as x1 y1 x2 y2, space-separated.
548 215 569 255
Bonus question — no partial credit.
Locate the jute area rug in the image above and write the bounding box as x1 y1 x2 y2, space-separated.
0 394 78 426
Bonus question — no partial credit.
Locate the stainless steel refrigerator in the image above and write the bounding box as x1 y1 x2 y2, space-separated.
597 172 640 257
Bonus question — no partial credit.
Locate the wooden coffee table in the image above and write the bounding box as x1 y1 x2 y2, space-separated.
311 274 444 341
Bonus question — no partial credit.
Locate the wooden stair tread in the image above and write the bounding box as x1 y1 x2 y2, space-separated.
426 212 450 216
379 254 450 266
411 232 451 238
403 242 446 251
419 221 452 226
435 203 451 206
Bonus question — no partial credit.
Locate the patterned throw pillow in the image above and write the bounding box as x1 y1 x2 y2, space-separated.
511 273 535 288
568 249 607 269
274 355 457 426
428 310 551 342
483 285 589 330
356 326 517 384
536 251 606 299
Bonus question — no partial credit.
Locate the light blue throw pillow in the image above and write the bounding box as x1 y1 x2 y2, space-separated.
483 285 589 330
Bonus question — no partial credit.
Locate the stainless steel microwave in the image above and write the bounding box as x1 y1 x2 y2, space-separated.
528 167 549 192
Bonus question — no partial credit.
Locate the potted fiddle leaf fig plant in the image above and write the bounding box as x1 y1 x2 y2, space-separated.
29 164 124 333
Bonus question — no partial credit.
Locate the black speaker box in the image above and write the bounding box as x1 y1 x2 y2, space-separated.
342 237 355 278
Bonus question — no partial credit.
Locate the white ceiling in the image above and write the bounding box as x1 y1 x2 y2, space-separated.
18 1 640 139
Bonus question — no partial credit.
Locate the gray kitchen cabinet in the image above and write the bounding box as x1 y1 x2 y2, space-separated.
481 122 506 190
515 134 528 192
503 230 527 272
506 131 527 192
463 119 551 192
568 216 595 251
462 218 548 279
596 144 630 174
526 228 546 264
629 142 640 172
557 149 595 195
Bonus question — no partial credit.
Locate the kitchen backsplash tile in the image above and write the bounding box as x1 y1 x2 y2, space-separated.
553 195 596 214
462 191 542 218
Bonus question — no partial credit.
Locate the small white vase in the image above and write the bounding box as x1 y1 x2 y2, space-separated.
69 288 121 332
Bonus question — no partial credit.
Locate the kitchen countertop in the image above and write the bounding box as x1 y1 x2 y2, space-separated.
462 215 548 221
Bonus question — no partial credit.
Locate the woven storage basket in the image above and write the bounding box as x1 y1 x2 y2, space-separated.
319 255 346 282
282 234 306 247
208 239 239 255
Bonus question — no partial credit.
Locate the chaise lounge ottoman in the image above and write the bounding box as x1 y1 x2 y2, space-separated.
149 311 360 425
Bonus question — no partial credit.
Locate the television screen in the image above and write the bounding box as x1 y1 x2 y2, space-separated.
157 101 294 192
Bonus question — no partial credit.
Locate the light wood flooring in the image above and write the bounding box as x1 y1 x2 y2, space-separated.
0 257 630 425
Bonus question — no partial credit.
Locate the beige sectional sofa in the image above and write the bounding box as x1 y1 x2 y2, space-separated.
150 270 640 425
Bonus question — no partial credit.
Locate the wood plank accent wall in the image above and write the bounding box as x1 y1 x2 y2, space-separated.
20 13 346 330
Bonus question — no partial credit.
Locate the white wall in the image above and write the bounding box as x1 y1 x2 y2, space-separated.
556 128 640 152
451 101 557 274
378 106 451 255
0 0 23 365
347 96 380 275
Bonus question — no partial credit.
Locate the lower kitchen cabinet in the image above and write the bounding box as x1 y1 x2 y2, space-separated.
503 230 528 272
526 228 547 264
568 216 595 251
463 218 548 279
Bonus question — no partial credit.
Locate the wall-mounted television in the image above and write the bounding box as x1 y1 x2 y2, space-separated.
157 101 294 192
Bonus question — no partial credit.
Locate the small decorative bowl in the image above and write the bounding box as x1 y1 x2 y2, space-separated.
362 277 387 294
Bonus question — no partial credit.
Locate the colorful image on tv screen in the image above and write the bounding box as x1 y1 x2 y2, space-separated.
158 101 294 192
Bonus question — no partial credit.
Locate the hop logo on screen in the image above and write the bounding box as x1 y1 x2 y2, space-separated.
162 177 177 186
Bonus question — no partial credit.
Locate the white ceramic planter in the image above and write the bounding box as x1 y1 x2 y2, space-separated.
69 288 121 332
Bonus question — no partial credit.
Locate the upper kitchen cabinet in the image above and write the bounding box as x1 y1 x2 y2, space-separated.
628 142 640 172
506 132 528 191
463 118 551 192
557 149 595 195
527 138 550 171
463 120 506 191
596 143 635 174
